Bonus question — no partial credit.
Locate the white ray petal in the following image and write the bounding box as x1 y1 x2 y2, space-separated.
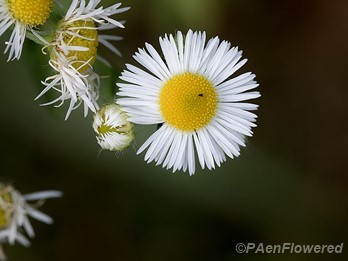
27 208 54 224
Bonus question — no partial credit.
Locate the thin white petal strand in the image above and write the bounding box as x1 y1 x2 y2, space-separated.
155 127 177 166
23 190 63 200
215 58 249 86
217 72 254 89
173 133 188 172
144 43 172 78
218 83 259 96
197 130 215 170
198 36 220 74
193 132 206 169
218 103 258 122
203 40 231 81
210 47 239 81
220 92 260 102
119 73 161 90
0 16 14 37
177 31 184 71
201 128 225 167
212 51 245 86
145 125 172 163
215 116 253 137
137 126 164 155
181 145 188 173
8 217 17 244
206 124 240 158
124 64 163 87
163 131 183 169
226 102 259 111
3 21 26 61
218 107 257 128
187 134 196 175
98 36 122 56
27 208 54 224
22 216 35 238
15 233 31 247
133 48 170 81
168 33 182 73
211 121 245 147
187 31 198 72
66 0 79 19
193 31 206 72
183 29 193 71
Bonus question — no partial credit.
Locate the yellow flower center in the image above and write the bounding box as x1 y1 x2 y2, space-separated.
8 0 53 26
159 73 218 132
54 19 99 73
0 189 13 229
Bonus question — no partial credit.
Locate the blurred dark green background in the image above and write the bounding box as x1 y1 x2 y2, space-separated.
0 0 347 260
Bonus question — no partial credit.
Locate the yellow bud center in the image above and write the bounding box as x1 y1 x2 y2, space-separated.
8 0 53 26
54 19 99 73
159 73 218 132
0 189 13 229
98 124 118 134
97 105 134 136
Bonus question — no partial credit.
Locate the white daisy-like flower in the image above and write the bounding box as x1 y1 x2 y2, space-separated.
0 184 62 254
117 30 260 175
0 0 53 61
93 104 134 151
35 0 129 120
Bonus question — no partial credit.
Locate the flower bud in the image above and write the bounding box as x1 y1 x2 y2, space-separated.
93 104 134 151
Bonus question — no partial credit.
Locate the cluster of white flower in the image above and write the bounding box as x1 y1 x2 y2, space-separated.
0 184 61 260
1 0 261 257
0 3 260 173
0 0 129 119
